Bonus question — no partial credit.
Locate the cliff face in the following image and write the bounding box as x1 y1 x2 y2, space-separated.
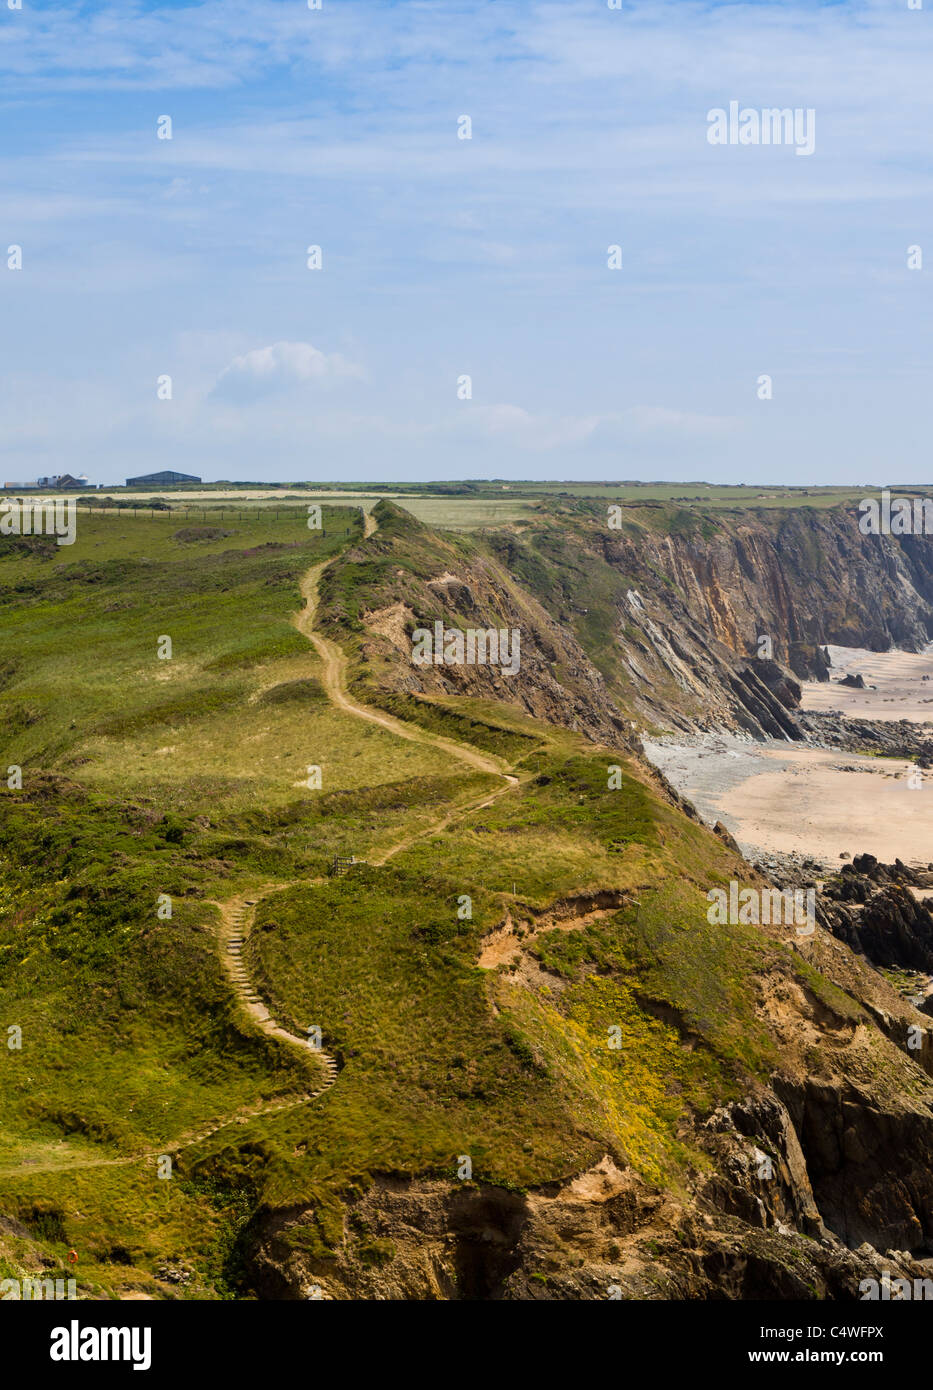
317 501 637 747
601 507 933 678
318 496 933 749
483 503 933 739
322 501 916 746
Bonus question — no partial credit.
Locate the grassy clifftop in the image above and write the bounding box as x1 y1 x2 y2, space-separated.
0 500 926 1299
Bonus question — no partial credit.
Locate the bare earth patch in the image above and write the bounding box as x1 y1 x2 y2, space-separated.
478 891 633 971
363 601 416 651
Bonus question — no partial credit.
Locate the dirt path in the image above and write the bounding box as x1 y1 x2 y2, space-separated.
293 563 508 779
291 547 520 860
0 892 336 1180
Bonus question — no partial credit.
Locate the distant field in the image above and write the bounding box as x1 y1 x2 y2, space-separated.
28 492 541 529
8 480 910 532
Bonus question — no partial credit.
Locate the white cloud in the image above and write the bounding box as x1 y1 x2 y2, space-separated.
210 341 364 402
2 0 931 483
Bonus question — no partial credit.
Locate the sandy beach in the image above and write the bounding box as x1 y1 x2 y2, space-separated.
801 643 933 724
644 644 933 866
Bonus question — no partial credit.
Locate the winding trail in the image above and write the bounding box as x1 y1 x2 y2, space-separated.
3 506 522 1179
293 558 519 864
294 563 512 780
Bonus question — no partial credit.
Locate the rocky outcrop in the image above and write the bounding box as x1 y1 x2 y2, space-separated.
752 658 803 709
245 1077 933 1300
819 855 933 974
801 711 933 764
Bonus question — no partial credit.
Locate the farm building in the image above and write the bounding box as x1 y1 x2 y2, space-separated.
125 470 202 486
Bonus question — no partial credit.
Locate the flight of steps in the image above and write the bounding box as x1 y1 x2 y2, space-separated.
156 893 344 1158
226 900 270 1015
164 893 343 1155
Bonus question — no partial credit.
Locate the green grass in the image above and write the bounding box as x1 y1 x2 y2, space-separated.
0 496 885 1298
360 691 540 761
239 746 782 1222
0 504 499 1292
0 507 463 817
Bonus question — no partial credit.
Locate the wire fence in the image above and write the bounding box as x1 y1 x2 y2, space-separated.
46 505 367 523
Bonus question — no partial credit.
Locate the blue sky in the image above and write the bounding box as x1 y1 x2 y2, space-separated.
1 0 931 485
